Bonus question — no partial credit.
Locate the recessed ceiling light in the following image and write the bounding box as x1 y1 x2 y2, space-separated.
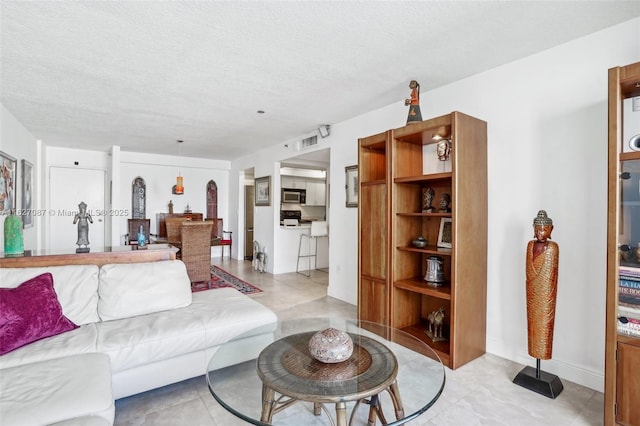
257 110 265 114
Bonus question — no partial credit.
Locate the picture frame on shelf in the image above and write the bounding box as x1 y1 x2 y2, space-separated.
345 165 358 208
0 151 17 215
437 217 452 248
21 159 34 228
255 176 271 206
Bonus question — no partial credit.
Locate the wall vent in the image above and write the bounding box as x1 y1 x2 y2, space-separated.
299 135 318 150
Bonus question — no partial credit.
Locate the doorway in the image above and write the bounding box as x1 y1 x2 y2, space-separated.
244 184 254 260
49 167 106 250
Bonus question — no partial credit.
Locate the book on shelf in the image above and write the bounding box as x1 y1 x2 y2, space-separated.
619 287 640 306
620 266 640 281
618 326 640 338
620 277 640 288
618 319 640 338
620 265 640 276
619 304 640 321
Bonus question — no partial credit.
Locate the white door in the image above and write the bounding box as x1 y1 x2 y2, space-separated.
49 167 105 250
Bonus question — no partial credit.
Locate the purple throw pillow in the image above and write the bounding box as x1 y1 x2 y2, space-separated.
0 272 79 355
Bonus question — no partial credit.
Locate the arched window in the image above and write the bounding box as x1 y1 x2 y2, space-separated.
132 177 146 219
207 180 218 219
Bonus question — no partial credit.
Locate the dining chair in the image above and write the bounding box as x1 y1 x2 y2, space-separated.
125 218 151 245
166 217 188 244
180 221 213 285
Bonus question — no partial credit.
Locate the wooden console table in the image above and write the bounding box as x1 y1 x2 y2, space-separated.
0 244 179 268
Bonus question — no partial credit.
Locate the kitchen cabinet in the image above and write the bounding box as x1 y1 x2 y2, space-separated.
305 179 326 206
281 176 306 189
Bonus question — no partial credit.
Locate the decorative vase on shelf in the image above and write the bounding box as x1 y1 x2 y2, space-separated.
308 328 354 363
4 214 24 255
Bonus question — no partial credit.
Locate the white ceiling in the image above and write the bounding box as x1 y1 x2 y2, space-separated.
2 1 639 161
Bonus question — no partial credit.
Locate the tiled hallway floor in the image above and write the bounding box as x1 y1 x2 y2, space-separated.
114 259 604 426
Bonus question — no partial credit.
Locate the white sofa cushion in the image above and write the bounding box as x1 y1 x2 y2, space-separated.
0 353 114 426
0 324 98 370
0 265 100 325
96 306 206 372
192 288 279 347
98 260 192 321
96 288 276 373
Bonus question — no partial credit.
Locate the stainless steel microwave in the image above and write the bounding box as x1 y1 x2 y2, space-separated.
282 188 306 204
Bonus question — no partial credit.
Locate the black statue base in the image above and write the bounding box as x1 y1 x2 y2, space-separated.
513 365 563 399
76 247 90 253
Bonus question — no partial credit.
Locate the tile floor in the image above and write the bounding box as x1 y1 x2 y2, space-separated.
114 259 604 425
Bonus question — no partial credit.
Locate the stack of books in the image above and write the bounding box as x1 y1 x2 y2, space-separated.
618 265 640 337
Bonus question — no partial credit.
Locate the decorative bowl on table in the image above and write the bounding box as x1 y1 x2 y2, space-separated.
412 236 427 248
308 328 354 363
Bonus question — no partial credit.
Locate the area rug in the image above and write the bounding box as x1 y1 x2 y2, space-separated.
191 265 262 295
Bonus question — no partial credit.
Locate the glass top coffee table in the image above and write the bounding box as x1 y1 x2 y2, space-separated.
206 318 445 425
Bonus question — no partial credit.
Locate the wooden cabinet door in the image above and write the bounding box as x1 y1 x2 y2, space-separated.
617 342 640 425
360 184 386 279
359 278 387 324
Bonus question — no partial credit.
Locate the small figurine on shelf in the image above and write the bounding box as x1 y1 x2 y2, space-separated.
168 200 174 214
422 187 435 213
404 80 422 124
438 193 451 213
184 203 192 214
426 307 447 342
436 139 452 161
73 201 93 253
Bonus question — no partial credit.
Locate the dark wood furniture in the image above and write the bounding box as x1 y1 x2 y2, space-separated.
0 244 179 268
206 218 232 259
125 218 151 245
358 111 487 370
605 61 640 426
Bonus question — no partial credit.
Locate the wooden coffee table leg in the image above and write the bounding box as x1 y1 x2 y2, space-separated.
388 381 405 419
335 401 347 426
368 394 389 425
261 383 276 423
314 402 322 416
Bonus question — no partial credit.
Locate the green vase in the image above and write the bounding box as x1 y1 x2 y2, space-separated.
4 214 24 255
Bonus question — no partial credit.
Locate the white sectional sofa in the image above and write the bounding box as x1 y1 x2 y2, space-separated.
0 260 278 426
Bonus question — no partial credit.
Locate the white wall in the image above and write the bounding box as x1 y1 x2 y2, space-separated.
0 105 39 250
232 18 640 391
117 151 230 251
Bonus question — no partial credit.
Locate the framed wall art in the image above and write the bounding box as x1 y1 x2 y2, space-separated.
345 165 358 208
21 159 34 228
437 217 453 249
255 176 271 206
0 151 17 214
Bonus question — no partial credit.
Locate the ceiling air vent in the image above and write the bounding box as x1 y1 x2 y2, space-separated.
299 135 318 150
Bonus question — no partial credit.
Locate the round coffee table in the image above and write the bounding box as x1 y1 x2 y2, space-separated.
206 318 445 426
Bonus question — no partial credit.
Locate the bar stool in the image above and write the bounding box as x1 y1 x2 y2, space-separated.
296 221 328 277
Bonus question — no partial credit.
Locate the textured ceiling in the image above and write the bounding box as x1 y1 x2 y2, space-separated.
2 1 639 161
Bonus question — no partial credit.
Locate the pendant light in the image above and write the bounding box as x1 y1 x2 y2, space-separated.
173 140 184 195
